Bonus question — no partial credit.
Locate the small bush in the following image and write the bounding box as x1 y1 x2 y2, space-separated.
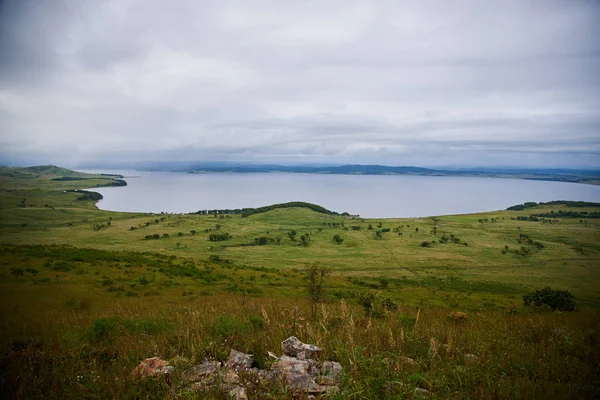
523 287 576 311
357 291 398 318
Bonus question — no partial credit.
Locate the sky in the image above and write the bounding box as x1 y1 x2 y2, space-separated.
1 0 599 169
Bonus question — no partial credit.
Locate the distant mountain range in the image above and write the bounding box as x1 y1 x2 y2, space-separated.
135 163 600 185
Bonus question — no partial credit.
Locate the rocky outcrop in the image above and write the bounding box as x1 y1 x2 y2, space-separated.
131 336 342 398
184 360 222 386
281 336 322 360
227 349 254 371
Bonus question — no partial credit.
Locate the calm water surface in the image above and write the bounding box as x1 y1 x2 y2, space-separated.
82 171 600 218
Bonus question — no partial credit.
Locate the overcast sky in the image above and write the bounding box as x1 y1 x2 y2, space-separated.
1 0 599 168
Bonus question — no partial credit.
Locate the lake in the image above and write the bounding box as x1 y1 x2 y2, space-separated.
82 171 600 218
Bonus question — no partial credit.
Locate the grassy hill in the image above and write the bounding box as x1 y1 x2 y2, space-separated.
1 166 599 399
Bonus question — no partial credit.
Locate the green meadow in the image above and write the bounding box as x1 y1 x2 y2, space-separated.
1 165 599 399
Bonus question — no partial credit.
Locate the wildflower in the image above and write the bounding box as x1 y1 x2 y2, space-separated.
429 337 439 358
340 299 349 320
321 303 329 326
261 307 270 324
388 327 395 347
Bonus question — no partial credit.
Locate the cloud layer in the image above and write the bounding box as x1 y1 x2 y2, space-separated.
1 0 599 167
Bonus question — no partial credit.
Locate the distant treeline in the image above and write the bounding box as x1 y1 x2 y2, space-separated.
52 177 93 181
66 190 103 201
507 200 600 211
99 179 127 187
192 201 343 218
52 176 127 187
530 210 600 219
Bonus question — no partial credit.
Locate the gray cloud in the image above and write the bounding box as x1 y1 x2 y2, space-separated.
1 0 599 168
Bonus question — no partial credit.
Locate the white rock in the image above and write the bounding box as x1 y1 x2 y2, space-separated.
281 336 322 360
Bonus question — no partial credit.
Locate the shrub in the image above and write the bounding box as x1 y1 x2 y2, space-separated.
209 233 230 242
357 291 398 318
254 236 273 245
332 234 344 244
523 287 576 311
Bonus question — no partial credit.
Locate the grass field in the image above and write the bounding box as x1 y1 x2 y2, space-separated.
1 166 599 399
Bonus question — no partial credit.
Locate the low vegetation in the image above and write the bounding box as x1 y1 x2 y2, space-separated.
1 166 599 398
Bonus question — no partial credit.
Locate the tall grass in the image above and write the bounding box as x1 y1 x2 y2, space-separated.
1 292 599 399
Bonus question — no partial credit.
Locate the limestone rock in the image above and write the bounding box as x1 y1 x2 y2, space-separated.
318 361 343 385
130 357 172 379
224 369 241 385
271 355 338 394
184 360 222 385
281 336 321 360
250 368 276 385
272 355 315 376
228 385 248 400
137 337 342 397
227 349 254 371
